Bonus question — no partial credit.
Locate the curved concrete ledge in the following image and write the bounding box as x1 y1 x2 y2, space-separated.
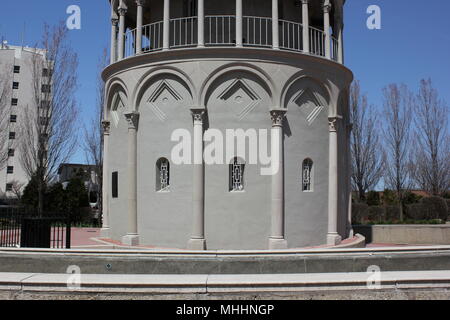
333 234 366 249
1 246 450 275
1 271 449 296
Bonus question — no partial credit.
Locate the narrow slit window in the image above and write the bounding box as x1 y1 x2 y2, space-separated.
302 159 313 191
229 157 245 192
156 158 170 192
112 171 118 198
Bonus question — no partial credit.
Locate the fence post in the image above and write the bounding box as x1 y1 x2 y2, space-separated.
66 217 71 249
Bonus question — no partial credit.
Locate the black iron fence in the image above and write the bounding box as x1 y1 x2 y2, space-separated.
0 207 71 249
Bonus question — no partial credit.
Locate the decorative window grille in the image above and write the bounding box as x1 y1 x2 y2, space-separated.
156 158 170 192
230 157 245 192
302 159 313 191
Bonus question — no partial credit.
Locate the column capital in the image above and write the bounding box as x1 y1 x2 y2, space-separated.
270 108 288 127
323 2 332 13
102 120 111 135
135 0 146 6
190 107 206 124
124 111 140 130
328 116 342 132
111 18 119 26
118 6 128 16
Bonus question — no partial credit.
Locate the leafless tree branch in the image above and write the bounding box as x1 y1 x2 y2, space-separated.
19 22 79 213
411 79 450 195
350 80 385 201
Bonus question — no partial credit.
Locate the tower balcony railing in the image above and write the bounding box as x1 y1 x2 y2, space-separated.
123 15 339 63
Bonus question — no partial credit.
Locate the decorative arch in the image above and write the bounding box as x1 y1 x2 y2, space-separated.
281 75 331 124
132 66 196 110
199 63 276 108
105 79 129 124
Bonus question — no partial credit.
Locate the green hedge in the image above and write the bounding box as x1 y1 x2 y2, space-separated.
353 196 448 224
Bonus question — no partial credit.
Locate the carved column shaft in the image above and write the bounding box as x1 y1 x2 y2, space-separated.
136 0 144 54
198 0 205 47
302 0 310 53
236 0 243 47
163 0 170 50
122 111 140 246
323 1 332 59
117 6 127 60
269 108 288 250
188 107 207 250
327 116 342 245
272 0 279 50
110 18 119 63
101 121 111 236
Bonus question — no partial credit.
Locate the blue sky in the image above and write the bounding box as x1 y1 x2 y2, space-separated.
0 0 449 164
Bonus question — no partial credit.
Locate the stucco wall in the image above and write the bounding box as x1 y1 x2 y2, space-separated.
104 48 353 249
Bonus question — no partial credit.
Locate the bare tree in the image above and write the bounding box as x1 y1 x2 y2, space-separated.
82 49 108 219
19 22 79 214
0 62 12 170
350 81 385 201
382 84 414 220
412 79 450 195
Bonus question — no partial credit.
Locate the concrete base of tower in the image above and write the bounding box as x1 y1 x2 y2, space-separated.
122 234 140 246
268 238 288 250
187 238 207 251
327 233 342 246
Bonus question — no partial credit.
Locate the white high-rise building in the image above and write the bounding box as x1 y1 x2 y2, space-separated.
0 43 47 199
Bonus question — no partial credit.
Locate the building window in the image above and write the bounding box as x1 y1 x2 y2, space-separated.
112 171 118 198
11 98 18 106
9 132 16 140
8 149 15 157
42 68 49 77
302 158 313 192
5 184 13 192
229 157 245 192
12 82 19 89
7 167 14 174
13 66 20 73
156 158 170 192
10 115 17 123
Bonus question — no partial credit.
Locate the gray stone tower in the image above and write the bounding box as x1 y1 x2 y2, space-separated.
102 0 353 250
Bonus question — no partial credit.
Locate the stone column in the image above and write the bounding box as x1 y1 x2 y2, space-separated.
117 5 127 60
136 0 144 54
269 108 288 250
110 18 119 63
101 121 111 238
198 0 205 47
346 123 353 237
188 107 207 250
302 0 309 53
337 10 344 64
327 117 342 245
122 111 140 246
163 0 170 50
323 1 331 60
272 0 279 50
236 0 243 47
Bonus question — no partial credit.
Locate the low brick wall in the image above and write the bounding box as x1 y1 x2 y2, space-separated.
354 225 450 245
